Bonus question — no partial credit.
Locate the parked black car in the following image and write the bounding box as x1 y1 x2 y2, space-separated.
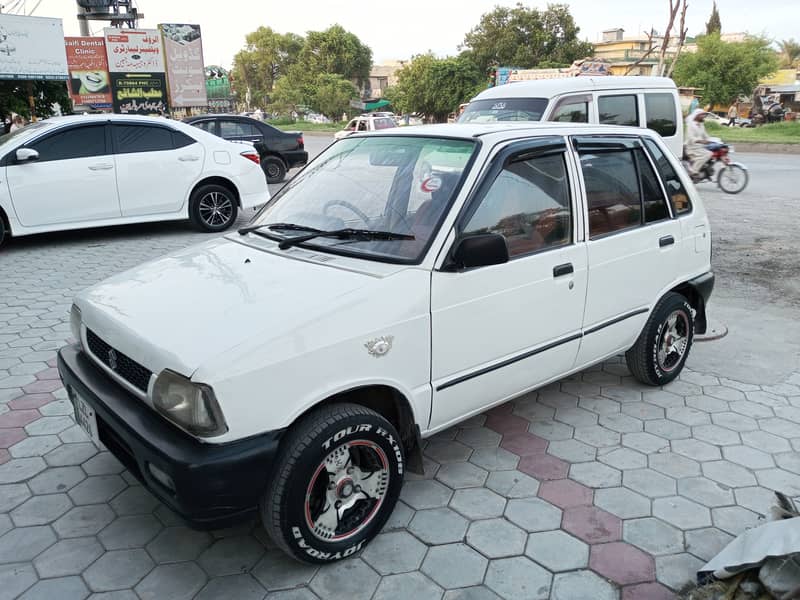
184 115 308 183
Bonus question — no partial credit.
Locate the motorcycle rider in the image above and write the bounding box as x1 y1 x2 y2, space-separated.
684 108 712 179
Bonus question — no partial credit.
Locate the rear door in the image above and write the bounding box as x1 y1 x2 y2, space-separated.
219 119 263 145
6 123 121 226
112 123 204 217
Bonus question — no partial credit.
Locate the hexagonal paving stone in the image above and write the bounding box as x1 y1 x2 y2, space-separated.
622 432 668 454
548 439 596 463
146 526 213 563
424 441 472 464
529 420 574 441
644 390 685 409
9 434 62 458
671 438 721 462
538 479 593 509
685 528 734 562
0 456 47 483
467 518 527 559
590 541 654 585
0 482 30 513
598 413 644 434
485 470 540 499
361 531 428 575
623 518 684 555
53 504 115 538
601 386 642 404
621 403 665 421
109 485 160 515
10 493 72 526
518 453 569 481
568 461 621 488
776 452 800 475
525 530 588 571
746 391 788 408
512 398 556 423
484 556 552 599
623 469 676 498
573 425 621 448
252 549 318 591
741 430 792 453
653 496 712 529
665 406 711 427
400 479 453 510
198 535 265 577
729 401 774 419
598 447 647 470
702 461 758 488
408 507 468 545
27 465 85 495
443 586 503 600
373 572 443 600
757 468 800 495
703 385 745 402
677 477 734 508
456 427 502 449
711 412 759 432
469 446 519 471
734 486 775 516
712 506 763 536
655 553 704 591
33 536 103 578
648 452 701 479
550 570 617 600
68 474 127 505
135 562 207 600
759 418 800 439
594 487 651 519
44 442 97 467
406 456 440 482
577 397 621 416
500 433 548 457
17 576 89 600
309 558 379 600
436 462 488 489
0 525 57 563
487 412 531 436
83 548 155 592
98 514 163 550
450 488 507 520
421 543 488 590
561 506 621 544
195 574 266 600
505 497 562 532
722 445 775 469
0 563 38 600
81 452 125 476
645 420 691 442
692 425 741 446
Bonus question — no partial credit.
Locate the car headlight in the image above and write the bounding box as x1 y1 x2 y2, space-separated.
70 304 82 345
152 370 228 437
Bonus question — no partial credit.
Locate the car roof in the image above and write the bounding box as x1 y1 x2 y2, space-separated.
472 76 676 101
33 114 177 126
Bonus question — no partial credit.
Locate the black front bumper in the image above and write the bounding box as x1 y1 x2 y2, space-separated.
57 344 282 529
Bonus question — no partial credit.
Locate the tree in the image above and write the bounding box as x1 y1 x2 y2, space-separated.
295 25 372 88
386 54 483 123
312 74 358 119
778 39 800 68
460 3 593 72
0 81 71 120
672 33 779 106
232 27 303 108
705 2 722 35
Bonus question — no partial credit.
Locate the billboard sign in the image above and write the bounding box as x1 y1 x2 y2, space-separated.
159 24 207 107
104 28 165 73
111 72 167 114
65 37 112 109
0 14 68 80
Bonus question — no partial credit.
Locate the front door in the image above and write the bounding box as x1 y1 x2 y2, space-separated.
7 123 121 227
429 140 588 430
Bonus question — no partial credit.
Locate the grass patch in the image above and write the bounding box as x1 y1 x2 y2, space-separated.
268 120 342 133
706 120 800 144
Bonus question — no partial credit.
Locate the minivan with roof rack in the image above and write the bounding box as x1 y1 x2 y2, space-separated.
458 76 684 156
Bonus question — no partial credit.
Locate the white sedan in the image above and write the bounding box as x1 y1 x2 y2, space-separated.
0 114 270 247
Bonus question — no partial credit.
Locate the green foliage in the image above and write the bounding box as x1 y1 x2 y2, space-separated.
461 3 593 72
232 27 303 108
672 34 779 106
778 39 800 68
705 1 722 35
706 120 800 145
296 25 372 87
0 81 71 119
312 73 358 119
386 54 483 122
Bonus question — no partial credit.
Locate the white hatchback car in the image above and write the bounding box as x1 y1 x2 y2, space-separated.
334 115 397 139
0 114 269 246
58 122 713 564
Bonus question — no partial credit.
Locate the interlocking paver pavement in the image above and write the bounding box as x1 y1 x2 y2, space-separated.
2 218 800 599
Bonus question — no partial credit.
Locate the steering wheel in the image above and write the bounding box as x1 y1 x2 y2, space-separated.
322 200 372 228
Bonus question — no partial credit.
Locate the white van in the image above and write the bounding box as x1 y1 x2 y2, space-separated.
459 76 683 156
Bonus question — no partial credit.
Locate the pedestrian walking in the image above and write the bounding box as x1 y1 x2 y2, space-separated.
727 103 738 127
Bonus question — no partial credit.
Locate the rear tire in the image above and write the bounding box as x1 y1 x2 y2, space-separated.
626 292 694 386
717 164 748 194
262 403 404 564
262 156 287 184
189 184 238 232
0 214 6 248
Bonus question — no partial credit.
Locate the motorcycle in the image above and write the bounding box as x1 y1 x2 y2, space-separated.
682 140 749 194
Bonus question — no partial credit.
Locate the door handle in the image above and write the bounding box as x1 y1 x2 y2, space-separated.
88 163 113 171
553 263 574 277
659 235 675 247
178 155 200 162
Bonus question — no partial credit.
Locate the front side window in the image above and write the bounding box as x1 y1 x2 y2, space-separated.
27 125 106 162
463 153 572 258
357 120 368 131
113 125 173 154
458 97 549 123
645 93 678 137
643 137 692 214
598 94 639 127
249 136 476 262
549 95 590 123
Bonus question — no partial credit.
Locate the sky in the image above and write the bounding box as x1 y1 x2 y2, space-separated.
20 0 800 68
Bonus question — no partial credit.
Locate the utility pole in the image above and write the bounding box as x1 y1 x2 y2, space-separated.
77 2 90 36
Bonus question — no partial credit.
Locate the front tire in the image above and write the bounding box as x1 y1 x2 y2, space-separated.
189 184 238 232
626 292 694 386
717 164 748 194
262 403 404 564
262 156 287 184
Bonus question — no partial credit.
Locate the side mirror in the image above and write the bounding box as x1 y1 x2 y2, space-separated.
15 148 39 163
450 233 509 270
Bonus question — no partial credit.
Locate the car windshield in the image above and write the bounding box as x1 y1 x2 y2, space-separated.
248 135 477 262
458 98 549 123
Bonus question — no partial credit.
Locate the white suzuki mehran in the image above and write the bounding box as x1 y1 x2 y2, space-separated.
59 122 714 564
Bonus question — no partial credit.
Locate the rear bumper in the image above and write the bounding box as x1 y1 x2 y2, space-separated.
57 344 282 529
282 150 308 169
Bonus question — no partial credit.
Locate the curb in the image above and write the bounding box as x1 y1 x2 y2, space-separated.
695 318 728 342
730 142 800 154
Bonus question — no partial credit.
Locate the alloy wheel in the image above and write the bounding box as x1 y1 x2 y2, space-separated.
198 192 234 227
657 310 690 373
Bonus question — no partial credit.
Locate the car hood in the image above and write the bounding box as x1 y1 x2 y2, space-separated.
77 237 399 377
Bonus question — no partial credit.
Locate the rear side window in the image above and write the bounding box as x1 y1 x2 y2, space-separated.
28 125 106 162
113 125 174 154
598 95 639 127
580 150 641 237
643 138 692 214
191 120 216 134
172 130 197 149
220 121 258 137
645 93 677 137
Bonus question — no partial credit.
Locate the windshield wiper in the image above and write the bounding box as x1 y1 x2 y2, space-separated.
277 228 414 250
238 222 322 236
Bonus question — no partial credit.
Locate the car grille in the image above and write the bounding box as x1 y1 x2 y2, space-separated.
86 329 152 393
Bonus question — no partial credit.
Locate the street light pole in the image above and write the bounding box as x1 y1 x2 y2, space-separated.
77 2 90 36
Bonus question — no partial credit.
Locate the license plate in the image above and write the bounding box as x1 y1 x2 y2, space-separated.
70 388 101 448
